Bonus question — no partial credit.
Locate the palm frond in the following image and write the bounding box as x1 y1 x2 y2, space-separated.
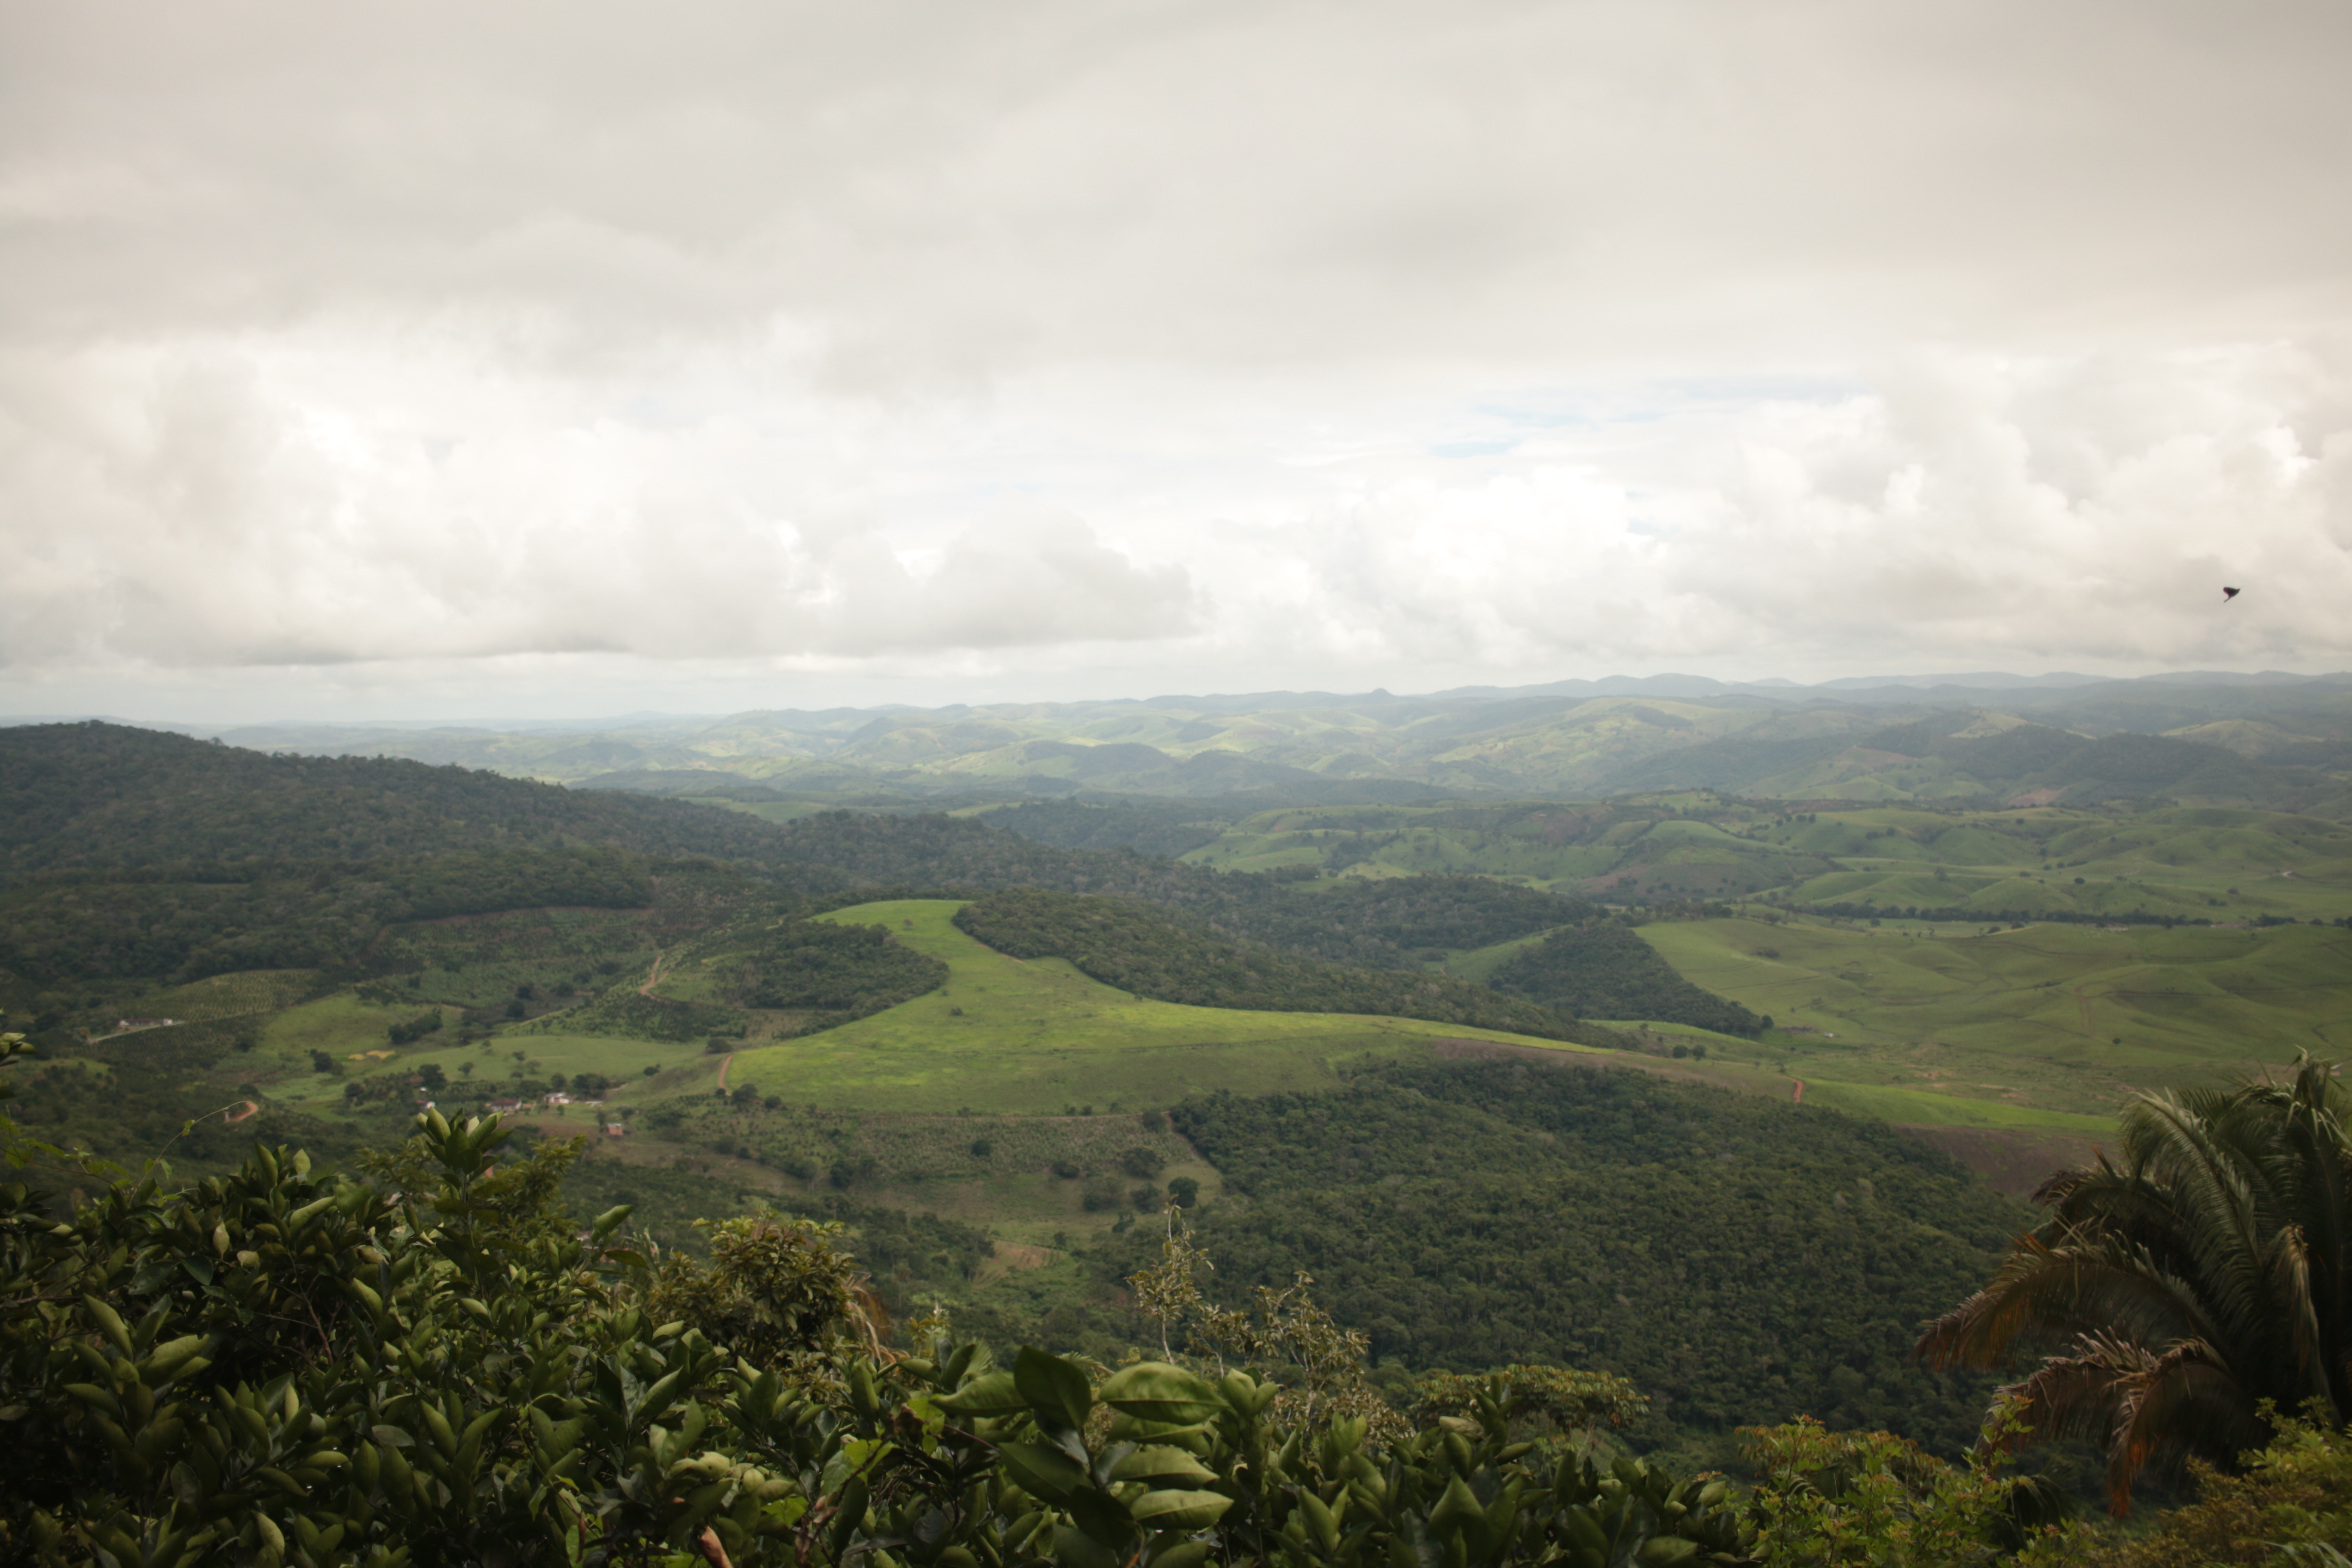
1927 1056 2352 1511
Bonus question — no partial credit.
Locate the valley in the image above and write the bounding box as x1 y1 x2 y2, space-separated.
5 713 2351 1476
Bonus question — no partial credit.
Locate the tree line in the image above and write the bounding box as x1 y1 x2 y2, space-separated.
1487 922 1767 1037
952 889 1616 1044
7 1023 2337 1563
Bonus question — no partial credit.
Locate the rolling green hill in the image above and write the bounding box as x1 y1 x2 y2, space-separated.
950 888 1608 1044
0 721 832 878
1170 798 2352 924
1154 1057 2022 1456
1634 913 2352 1121
704 899 1619 1115
187 674 2352 809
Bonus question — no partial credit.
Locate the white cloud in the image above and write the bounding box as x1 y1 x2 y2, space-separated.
3 0 2351 715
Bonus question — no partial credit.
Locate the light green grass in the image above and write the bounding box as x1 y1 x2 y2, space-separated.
720 899 1613 1114
1636 915 2352 1122
259 994 426 1062
1586 1018 1765 1050
254 995 714 1110
1176 802 2352 919
1792 1078 2115 1135
471 1031 711 1086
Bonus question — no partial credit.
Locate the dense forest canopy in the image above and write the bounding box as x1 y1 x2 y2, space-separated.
952 888 1612 1044
8 716 2352 1552
0 721 831 879
1488 922 1767 1036
1155 1059 2013 1452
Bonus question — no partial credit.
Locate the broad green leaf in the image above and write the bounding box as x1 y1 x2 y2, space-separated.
1015 1347 1093 1433
1108 1446 1217 1485
997 1440 1090 1502
933 1370 1027 1418
1098 1363 1225 1426
1129 1489 1234 1530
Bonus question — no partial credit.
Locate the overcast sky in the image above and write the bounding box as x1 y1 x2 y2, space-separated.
5 0 2351 720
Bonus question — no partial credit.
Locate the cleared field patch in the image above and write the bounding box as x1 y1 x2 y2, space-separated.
255 993 428 1051
721 899 1614 1114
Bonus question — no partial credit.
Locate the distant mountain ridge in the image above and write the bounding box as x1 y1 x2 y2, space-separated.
15 668 2352 812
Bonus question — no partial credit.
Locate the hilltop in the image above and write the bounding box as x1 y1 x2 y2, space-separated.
0 720 823 879
122 670 2352 812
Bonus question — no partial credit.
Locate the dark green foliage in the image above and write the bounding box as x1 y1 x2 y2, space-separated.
982 799 1235 858
1214 875 1598 969
0 720 848 880
740 920 949 1019
771 809 1126 891
777 815 1582 971
1160 1060 2015 1454
6 1054 381 1186
1919 1057 2352 1509
1489 921 1765 1035
1 848 668 986
386 1011 442 1044
0 1104 1776 1566
954 889 1613 1043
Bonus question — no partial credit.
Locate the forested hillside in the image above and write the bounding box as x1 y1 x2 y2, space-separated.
775 812 1583 967
0 848 662 984
1159 1058 2015 1452
0 721 835 878
1489 921 1767 1035
952 888 1615 1044
218 673 2352 810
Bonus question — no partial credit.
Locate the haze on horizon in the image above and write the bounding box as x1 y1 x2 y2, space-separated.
5 0 2351 724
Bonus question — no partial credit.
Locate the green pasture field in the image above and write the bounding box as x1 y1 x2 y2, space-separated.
259 992 436 1062
1789 1078 2116 1136
1174 800 2352 919
1635 914 2352 1121
716 899 1615 1115
1587 1019 1766 1052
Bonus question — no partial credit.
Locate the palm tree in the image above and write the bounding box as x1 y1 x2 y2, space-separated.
1916 1056 2352 1512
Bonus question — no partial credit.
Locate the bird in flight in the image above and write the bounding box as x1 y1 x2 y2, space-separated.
2222 586 2242 602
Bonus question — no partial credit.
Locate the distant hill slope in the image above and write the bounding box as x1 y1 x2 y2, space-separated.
165 674 2352 809
0 726 1588 1001
0 721 831 880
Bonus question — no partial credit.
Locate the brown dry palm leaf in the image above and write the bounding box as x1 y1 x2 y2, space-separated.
1915 1055 2352 1513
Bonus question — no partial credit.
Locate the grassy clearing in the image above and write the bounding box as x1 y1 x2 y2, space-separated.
719 899 1613 1114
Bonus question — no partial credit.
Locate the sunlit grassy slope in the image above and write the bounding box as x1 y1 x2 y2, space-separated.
1634 914 2352 1122
720 899 1612 1114
1177 800 2352 919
